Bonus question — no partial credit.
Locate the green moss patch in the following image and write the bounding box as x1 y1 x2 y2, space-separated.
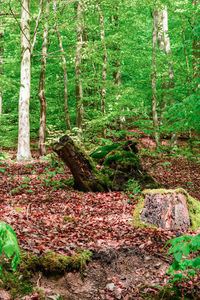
20 250 92 277
133 188 200 231
90 143 120 160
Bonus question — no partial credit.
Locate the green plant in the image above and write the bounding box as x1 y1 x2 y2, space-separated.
0 222 20 276
0 154 8 173
124 179 141 201
165 234 200 282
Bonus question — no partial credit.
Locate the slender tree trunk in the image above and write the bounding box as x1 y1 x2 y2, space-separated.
161 7 177 148
97 3 107 115
17 0 32 161
38 0 49 156
192 0 200 84
75 0 83 129
53 1 71 130
182 23 190 84
0 16 3 115
152 9 160 147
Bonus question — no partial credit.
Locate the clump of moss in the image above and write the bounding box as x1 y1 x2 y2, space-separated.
19 252 40 277
90 143 120 160
19 250 92 277
40 251 92 275
133 188 200 230
2 271 33 298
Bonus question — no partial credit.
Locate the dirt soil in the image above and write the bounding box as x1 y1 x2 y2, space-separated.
0 138 199 299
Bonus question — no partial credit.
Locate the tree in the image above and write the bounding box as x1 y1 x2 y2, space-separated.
75 0 84 130
38 0 49 156
151 8 160 147
17 0 32 161
53 1 71 131
0 8 3 115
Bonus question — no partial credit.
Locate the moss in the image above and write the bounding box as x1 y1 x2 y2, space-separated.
90 143 120 159
133 188 200 231
0 250 92 298
1 271 33 298
132 195 158 229
40 251 92 275
63 216 78 222
19 252 40 277
104 150 140 167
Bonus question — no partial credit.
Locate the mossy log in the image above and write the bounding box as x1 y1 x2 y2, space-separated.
52 135 110 192
53 136 158 192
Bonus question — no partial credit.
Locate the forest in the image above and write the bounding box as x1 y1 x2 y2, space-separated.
0 0 200 299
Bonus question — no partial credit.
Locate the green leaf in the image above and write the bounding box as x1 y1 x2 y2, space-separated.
174 252 182 262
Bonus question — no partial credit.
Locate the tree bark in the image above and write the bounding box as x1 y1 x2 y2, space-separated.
17 0 32 161
97 3 107 115
53 135 109 192
0 9 3 115
192 0 200 85
162 7 177 148
75 0 84 130
38 0 49 156
53 1 71 131
152 9 160 147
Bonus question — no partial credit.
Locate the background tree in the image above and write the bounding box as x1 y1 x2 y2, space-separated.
17 0 32 161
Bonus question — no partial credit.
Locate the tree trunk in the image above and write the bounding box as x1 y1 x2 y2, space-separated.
152 9 160 147
75 0 84 130
162 7 177 148
53 1 71 131
97 3 107 115
0 12 3 115
38 0 49 156
17 0 32 161
52 135 109 192
192 0 200 85
182 23 190 84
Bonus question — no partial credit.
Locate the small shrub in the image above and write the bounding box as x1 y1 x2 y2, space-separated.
165 234 200 282
0 222 20 276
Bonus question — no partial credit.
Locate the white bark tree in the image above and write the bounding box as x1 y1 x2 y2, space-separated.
17 0 32 161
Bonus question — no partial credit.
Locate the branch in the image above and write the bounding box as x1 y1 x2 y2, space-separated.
31 0 43 55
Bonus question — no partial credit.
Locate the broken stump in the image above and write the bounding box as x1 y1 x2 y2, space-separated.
140 189 191 232
52 135 110 192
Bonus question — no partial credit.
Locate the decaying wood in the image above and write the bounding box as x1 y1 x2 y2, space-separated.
140 189 191 232
53 136 158 192
53 135 109 192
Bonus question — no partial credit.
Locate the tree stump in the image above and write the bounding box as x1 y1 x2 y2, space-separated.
140 189 191 232
52 135 109 192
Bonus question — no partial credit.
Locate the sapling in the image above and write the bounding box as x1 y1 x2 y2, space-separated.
0 222 20 276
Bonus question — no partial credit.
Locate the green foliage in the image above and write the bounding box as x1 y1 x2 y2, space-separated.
0 154 8 173
0 222 20 275
124 179 141 200
166 234 200 282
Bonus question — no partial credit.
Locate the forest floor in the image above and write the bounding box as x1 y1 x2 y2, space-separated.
0 136 200 299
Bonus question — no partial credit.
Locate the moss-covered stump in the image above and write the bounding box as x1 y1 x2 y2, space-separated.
53 137 157 192
53 135 110 192
133 188 200 231
101 141 157 191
